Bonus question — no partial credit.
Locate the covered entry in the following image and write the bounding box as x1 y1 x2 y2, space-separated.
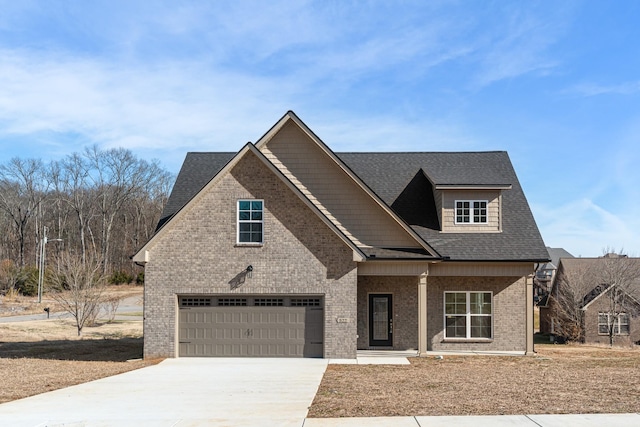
178 295 324 357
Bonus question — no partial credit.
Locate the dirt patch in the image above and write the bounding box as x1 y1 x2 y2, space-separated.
308 344 640 418
0 315 159 404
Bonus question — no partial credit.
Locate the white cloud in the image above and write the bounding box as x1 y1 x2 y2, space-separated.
569 81 640 97
471 5 569 87
534 198 640 257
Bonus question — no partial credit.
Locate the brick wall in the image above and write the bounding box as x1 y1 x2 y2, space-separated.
144 151 358 359
427 276 526 352
583 296 640 346
356 276 419 350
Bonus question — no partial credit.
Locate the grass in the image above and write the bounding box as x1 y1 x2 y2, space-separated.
0 287 159 404
308 343 640 418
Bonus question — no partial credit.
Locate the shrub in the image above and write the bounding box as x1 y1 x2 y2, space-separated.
0 259 18 293
15 266 39 296
136 272 144 285
109 271 134 285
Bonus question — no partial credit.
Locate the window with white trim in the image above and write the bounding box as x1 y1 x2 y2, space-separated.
598 312 630 335
237 200 263 244
444 292 492 339
455 200 488 224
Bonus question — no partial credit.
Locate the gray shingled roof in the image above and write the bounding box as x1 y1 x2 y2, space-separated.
339 152 548 261
546 247 574 267
156 150 549 262
157 152 235 229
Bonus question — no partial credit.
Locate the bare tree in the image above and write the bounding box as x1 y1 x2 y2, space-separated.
48 252 107 336
597 251 640 346
0 147 171 289
86 146 160 272
549 259 598 341
55 153 96 263
0 158 49 267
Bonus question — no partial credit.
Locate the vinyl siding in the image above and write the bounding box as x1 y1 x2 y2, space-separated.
441 190 501 232
260 120 420 249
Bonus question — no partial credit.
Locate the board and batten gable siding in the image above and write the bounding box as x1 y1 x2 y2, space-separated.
441 190 501 232
260 120 420 249
143 151 358 359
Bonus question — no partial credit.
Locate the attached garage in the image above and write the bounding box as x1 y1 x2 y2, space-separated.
178 296 324 357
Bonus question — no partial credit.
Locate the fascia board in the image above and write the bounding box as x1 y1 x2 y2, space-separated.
254 111 296 149
581 285 610 310
133 142 366 263
250 145 366 262
434 184 513 190
257 111 439 258
132 143 254 263
580 284 640 311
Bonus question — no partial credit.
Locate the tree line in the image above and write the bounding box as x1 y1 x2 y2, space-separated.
0 145 173 294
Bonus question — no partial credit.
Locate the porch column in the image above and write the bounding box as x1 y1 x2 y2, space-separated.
418 274 428 355
526 275 535 355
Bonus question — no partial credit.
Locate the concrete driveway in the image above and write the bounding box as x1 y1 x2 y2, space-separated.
0 358 328 427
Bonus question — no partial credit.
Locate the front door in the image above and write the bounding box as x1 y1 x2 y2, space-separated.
369 294 393 346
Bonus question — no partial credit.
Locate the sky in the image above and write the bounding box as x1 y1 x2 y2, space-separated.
0 0 639 257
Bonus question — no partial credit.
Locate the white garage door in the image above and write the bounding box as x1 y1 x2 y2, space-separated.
178 296 324 357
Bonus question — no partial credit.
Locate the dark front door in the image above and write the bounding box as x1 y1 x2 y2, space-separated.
369 294 393 346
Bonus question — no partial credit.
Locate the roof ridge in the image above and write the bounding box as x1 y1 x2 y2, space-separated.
336 151 508 154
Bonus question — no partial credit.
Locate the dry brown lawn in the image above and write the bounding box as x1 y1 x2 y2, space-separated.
0 285 143 317
0 287 159 404
309 344 640 418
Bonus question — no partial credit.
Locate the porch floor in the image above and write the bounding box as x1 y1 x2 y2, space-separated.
328 350 416 365
328 349 526 365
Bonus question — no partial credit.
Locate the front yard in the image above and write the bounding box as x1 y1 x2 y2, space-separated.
309 344 640 417
2 307 639 417
0 287 159 404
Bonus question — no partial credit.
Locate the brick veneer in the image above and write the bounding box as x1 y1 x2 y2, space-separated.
143 151 357 359
427 276 527 352
583 295 640 346
357 276 419 350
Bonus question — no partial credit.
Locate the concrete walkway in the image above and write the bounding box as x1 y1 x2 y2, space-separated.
0 358 328 427
0 356 639 426
304 414 640 426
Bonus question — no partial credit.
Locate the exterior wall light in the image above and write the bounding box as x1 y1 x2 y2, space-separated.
246 265 253 278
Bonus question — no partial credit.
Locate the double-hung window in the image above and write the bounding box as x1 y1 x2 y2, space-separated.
444 291 492 339
455 200 488 224
598 312 630 335
237 200 263 244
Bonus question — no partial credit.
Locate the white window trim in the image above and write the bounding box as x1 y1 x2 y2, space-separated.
454 200 488 224
598 312 630 336
236 199 264 245
443 291 493 340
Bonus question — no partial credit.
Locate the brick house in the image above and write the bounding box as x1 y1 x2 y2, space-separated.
133 111 549 359
540 257 640 346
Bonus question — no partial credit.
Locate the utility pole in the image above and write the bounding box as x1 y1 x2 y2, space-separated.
38 226 62 304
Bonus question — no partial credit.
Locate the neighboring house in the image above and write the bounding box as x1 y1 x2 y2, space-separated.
540 257 640 346
534 247 573 304
133 111 549 359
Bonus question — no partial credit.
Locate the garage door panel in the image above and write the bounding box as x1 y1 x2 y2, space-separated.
179 299 324 357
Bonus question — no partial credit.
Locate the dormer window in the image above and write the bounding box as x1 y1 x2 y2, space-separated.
455 200 487 224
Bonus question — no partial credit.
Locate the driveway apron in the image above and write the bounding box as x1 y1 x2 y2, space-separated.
0 358 329 427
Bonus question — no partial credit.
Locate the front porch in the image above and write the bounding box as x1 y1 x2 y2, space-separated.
355 263 536 356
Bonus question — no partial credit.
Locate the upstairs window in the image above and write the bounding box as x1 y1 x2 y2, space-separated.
455 200 488 224
237 200 263 244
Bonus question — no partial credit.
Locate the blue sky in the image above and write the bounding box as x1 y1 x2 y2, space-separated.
1 0 639 257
